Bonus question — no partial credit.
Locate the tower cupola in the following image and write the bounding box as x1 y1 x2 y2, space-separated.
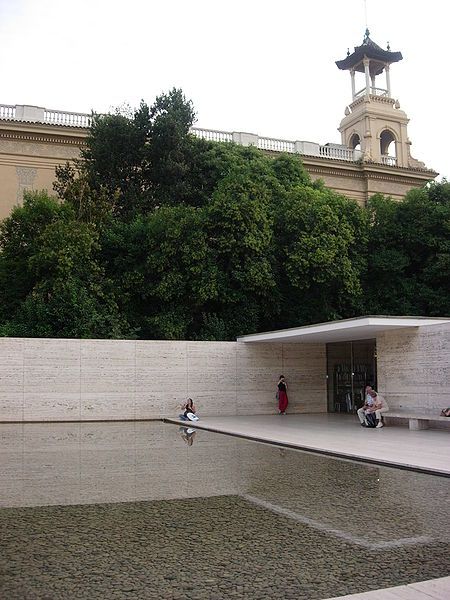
336 30 426 169
336 28 402 100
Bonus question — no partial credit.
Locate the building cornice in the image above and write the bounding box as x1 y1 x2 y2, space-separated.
0 129 86 147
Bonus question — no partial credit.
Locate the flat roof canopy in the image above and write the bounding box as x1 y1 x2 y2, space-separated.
237 316 450 344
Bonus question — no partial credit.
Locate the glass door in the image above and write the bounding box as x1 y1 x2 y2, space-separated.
352 340 377 411
326 339 377 413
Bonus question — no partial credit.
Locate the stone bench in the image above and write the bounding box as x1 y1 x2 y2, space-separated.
385 412 450 431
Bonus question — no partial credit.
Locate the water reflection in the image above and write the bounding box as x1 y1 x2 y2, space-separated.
179 426 197 446
1 422 449 599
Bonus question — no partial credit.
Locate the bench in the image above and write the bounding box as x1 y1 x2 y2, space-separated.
385 412 450 431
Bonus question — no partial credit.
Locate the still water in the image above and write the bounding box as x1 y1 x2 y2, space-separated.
1 421 449 599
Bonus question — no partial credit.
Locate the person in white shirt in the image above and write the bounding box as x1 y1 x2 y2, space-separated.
357 385 375 426
366 390 389 428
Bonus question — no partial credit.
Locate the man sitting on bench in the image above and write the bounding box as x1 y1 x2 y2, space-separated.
357 386 375 427
369 390 389 428
357 388 389 428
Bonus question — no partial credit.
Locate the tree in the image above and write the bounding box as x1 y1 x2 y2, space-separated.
0 191 74 324
147 88 196 206
55 89 197 217
365 182 450 316
12 91 432 342
272 185 368 327
0 192 130 338
201 165 275 338
100 206 216 340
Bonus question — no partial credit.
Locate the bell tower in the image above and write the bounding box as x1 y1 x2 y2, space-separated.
336 29 424 169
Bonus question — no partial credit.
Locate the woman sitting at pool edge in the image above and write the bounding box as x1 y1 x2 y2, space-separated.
179 398 199 422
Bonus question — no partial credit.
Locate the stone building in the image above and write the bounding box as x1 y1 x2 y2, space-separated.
0 31 437 221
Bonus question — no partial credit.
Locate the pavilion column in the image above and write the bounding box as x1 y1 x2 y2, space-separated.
363 58 370 96
385 64 391 96
350 69 356 99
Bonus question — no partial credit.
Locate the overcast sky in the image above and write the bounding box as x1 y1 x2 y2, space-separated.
0 0 448 178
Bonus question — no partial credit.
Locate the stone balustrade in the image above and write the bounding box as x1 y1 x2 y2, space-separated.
0 104 91 127
354 87 389 99
44 109 92 128
257 136 296 154
192 127 233 143
381 155 397 166
0 103 363 163
0 104 16 120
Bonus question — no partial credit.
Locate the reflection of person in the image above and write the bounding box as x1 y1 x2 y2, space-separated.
277 375 288 415
179 427 196 446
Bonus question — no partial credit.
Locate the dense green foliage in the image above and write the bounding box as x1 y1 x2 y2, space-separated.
364 183 450 316
0 89 448 339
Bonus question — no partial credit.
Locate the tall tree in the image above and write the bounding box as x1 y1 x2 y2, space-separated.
272 184 368 327
0 192 74 324
0 192 129 338
365 182 450 316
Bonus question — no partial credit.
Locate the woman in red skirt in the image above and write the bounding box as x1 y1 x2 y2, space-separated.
277 375 288 415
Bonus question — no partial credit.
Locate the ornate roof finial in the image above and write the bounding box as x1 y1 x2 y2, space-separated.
387 41 391 50
364 28 370 43
347 48 350 56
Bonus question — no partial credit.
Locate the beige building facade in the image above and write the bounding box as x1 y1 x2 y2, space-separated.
0 107 87 220
0 34 437 221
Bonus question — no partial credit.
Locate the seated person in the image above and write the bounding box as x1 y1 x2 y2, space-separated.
357 386 375 426
180 398 199 421
368 390 389 428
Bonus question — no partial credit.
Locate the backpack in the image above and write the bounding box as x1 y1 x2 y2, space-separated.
366 412 377 428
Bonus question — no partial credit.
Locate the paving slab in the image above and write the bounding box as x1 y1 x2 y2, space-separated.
166 413 450 476
324 575 450 599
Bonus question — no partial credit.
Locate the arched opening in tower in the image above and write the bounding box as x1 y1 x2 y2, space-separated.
380 130 397 165
349 133 361 151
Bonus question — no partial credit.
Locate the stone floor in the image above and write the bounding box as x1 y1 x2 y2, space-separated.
324 575 450 599
166 413 450 476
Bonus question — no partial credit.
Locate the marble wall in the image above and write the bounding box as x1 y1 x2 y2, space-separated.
377 323 450 412
0 338 327 422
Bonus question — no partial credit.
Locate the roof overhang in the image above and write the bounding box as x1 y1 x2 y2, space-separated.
237 316 450 344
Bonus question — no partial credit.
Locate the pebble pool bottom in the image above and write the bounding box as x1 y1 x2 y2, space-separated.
1 421 449 600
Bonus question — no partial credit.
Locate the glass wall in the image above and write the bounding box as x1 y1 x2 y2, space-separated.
326 339 377 413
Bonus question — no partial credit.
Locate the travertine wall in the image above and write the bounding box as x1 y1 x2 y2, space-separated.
0 338 327 422
377 323 450 412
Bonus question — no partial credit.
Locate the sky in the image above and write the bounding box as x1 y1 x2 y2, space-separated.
0 0 448 178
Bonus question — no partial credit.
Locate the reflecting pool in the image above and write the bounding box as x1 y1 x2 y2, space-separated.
1 421 449 599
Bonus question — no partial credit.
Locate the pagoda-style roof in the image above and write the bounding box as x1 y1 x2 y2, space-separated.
336 29 402 75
